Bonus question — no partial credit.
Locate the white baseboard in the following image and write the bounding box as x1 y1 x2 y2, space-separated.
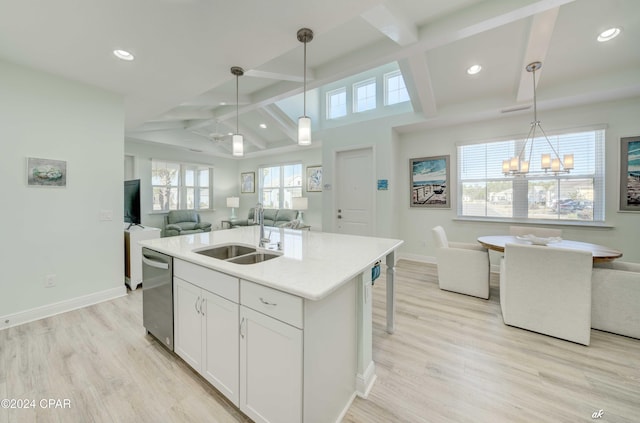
355 361 377 398
398 252 436 264
0 285 127 331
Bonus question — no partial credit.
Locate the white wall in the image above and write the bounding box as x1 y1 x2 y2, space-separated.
237 147 323 230
124 140 238 231
0 59 125 325
398 96 640 264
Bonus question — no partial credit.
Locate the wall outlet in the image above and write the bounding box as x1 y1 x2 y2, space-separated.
45 274 56 288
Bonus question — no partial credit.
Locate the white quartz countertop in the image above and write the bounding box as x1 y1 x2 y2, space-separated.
139 226 403 301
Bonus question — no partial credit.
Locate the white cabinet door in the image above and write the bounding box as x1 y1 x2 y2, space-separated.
240 306 302 423
202 290 240 406
174 277 203 370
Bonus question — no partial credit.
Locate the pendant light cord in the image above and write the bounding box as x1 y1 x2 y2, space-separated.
303 39 307 117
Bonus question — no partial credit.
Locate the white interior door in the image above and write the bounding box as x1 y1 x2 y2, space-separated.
335 147 374 236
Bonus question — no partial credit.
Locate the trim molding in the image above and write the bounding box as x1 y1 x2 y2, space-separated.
0 286 127 331
355 360 377 398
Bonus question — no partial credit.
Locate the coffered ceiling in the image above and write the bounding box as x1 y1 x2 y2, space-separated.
1 0 639 158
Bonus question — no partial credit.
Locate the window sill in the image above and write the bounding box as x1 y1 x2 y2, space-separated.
453 216 614 229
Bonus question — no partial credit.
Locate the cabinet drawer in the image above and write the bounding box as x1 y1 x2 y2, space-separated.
175 259 239 303
241 280 303 329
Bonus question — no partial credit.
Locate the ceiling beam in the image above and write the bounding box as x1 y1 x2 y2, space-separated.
258 105 297 143
361 2 418 46
516 7 560 102
398 55 437 117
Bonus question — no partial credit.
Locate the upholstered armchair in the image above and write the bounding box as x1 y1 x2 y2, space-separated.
232 208 299 228
431 226 490 299
164 210 212 237
500 243 592 345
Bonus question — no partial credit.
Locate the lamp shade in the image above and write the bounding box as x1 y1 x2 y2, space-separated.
298 117 311 146
232 134 243 157
292 197 308 210
226 197 239 208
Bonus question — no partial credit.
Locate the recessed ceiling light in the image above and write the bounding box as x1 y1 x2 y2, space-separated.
219 102 227 106
259 123 267 129
467 64 482 75
597 27 621 42
113 49 134 61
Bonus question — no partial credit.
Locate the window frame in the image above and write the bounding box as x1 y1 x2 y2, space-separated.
326 87 347 120
151 160 214 212
258 162 303 209
384 70 409 106
353 77 377 113
456 128 605 224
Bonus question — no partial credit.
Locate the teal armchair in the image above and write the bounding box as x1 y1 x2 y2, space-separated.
164 210 212 237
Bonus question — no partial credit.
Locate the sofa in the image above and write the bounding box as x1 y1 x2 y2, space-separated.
232 208 299 228
164 210 212 237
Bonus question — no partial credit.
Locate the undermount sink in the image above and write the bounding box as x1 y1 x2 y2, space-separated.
194 244 280 265
227 252 280 265
195 244 256 260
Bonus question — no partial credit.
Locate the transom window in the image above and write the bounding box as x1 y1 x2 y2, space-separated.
258 163 303 209
353 78 376 113
151 160 213 211
384 70 409 106
327 87 347 119
457 128 605 223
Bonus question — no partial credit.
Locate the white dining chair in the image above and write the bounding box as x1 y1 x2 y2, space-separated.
432 226 490 299
509 225 562 238
500 243 593 345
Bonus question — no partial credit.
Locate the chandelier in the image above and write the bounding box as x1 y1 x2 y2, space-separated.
503 62 574 176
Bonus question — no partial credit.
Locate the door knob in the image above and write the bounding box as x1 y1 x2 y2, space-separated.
337 215 342 219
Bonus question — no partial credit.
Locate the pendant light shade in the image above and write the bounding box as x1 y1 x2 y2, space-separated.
297 28 313 146
298 116 311 146
231 66 244 157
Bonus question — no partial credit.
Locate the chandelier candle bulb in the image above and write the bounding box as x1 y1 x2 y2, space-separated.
551 158 561 172
564 154 574 170
541 153 551 169
502 160 510 174
520 160 530 173
510 156 520 172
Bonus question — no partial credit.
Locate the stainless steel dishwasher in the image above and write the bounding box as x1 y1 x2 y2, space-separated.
142 248 174 351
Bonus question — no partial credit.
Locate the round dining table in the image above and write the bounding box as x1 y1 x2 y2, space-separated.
477 235 623 263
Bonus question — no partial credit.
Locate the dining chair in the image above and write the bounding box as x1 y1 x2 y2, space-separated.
509 225 562 238
431 226 490 299
500 243 592 345
591 261 640 339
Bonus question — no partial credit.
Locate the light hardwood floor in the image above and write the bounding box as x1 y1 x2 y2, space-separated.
1 260 639 423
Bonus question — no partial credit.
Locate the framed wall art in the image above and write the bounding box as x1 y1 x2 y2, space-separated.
620 136 640 211
241 171 255 194
306 165 322 192
27 157 67 187
410 155 450 208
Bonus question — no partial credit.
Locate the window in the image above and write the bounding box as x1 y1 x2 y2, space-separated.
457 128 605 222
327 87 347 119
259 163 303 209
384 70 409 106
353 78 376 112
151 160 213 211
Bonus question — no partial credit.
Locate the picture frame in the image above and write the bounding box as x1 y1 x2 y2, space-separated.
619 136 640 211
306 165 322 192
410 155 450 208
241 171 255 194
27 157 67 187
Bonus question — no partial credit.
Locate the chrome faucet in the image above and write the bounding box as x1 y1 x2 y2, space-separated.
255 203 270 247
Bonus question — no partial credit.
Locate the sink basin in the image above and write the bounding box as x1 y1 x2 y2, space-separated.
227 252 280 265
195 244 256 260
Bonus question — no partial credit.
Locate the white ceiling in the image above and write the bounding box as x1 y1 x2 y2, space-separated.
1 0 639 158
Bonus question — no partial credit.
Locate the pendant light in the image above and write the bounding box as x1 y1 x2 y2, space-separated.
231 66 244 157
502 62 574 176
297 28 314 146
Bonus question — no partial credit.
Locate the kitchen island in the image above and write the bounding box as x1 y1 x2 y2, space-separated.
139 226 402 423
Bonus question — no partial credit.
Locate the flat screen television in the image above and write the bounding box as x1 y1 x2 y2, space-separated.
124 179 141 227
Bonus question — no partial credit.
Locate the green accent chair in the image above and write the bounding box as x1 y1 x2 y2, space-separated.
232 208 299 228
164 210 212 237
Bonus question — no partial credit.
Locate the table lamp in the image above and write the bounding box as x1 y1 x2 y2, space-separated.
292 197 308 225
226 197 240 220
